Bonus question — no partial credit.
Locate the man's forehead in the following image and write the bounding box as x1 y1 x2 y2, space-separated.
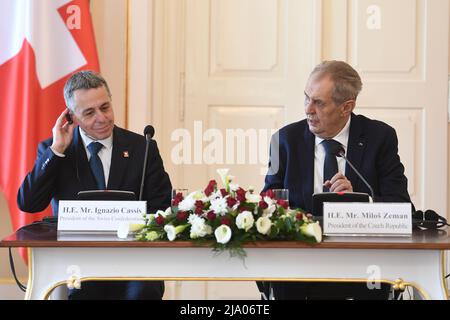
73 86 108 98
305 74 334 96
73 87 111 110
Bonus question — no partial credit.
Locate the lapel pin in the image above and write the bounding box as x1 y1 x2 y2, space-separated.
123 151 129 158
358 142 364 147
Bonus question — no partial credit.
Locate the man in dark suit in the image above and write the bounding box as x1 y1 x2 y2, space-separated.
17 71 172 300
261 60 413 300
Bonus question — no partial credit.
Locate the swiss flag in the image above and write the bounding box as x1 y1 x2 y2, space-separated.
0 1 99 248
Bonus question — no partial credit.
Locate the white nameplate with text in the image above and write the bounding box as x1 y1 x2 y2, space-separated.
58 200 146 233
323 202 412 236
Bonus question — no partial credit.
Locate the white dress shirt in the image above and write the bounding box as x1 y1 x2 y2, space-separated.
313 118 351 194
79 128 113 187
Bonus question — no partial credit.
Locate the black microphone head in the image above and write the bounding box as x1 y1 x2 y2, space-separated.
143 125 155 140
332 145 345 157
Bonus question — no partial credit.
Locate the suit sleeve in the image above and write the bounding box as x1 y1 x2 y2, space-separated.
17 140 62 213
375 127 412 204
143 140 172 213
263 131 286 191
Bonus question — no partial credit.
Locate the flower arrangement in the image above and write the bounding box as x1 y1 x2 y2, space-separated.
135 169 322 257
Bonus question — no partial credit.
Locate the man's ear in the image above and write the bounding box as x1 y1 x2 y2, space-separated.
342 100 356 116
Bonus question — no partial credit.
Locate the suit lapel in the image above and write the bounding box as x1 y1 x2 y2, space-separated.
107 127 130 190
346 113 366 189
72 127 97 190
302 125 315 211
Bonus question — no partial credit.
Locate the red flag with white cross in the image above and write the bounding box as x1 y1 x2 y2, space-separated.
0 0 99 255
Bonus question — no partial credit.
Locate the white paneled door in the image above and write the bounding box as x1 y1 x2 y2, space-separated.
180 0 320 193
327 0 449 215
148 0 449 299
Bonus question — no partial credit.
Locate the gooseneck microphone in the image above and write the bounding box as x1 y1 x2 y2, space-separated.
139 125 155 201
331 145 375 201
144 125 155 141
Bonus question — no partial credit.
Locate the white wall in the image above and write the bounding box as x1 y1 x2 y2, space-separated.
447 4 450 287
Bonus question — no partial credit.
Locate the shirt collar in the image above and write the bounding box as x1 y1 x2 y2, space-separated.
79 127 113 150
315 117 351 148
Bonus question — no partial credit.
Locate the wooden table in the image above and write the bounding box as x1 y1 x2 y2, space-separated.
1 223 449 300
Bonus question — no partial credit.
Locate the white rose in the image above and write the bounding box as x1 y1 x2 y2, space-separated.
264 196 276 206
262 204 276 218
235 211 255 231
300 222 322 242
214 225 232 244
229 183 239 192
245 192 261 203
256 217 272 235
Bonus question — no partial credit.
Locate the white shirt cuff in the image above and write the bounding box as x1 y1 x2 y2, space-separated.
50 146 66 158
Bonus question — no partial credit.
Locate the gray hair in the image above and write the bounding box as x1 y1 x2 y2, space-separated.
64 70 111 110
310 60 362 105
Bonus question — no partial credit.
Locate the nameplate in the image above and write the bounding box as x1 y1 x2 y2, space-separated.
58 200 146 233
323 202 412 236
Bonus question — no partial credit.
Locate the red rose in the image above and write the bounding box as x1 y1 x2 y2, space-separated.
264 189 274 199
194 200 204 214
277 199 289 209
258 200 268 209
236 188 246 202
175 192 184 200
204 180 217 196
207 211 217 221
195 207 203 215
172 192 184 206
238 205 251 212
208 179 217 188
177 211 188 221
220 217 231 226
155 215 165 225
220 188 229 197
195 200 204 208
226 197 237 208
296 213 303 221
204 186 213 196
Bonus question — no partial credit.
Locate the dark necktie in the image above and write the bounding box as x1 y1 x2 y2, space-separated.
87 142 106 190
322 139 341 192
